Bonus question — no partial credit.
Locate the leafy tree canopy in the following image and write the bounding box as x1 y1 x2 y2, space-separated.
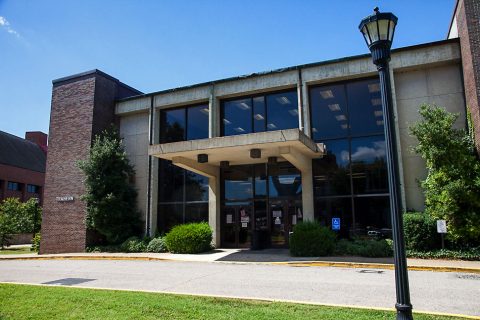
78 128 141 244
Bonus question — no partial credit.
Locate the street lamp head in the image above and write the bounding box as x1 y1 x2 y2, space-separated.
359 7 398 66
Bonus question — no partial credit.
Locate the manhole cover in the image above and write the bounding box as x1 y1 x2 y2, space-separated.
358 269 384 274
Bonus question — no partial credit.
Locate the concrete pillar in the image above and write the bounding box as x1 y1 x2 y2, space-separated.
300 70 312 137
148 103 160 236
208 169 221 247
301 164 314 222
209 84 220 138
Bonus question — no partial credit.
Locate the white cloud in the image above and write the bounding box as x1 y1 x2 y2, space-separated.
0 16 20 37
351 141 386 162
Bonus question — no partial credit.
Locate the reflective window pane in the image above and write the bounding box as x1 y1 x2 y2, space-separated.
161 108 185 143
157 203 183 233
266 91 299 131
310 85 349 140
223 98 252 136
315 197 352 238
353 196 391 237
313 139 350 196
254 164 267 198
253 96 266 132
185 203 208 224
351 136 388 194
223 165 253 200
269 162 301 198
347 79 384 136
158 159 184 202
187 105 209 140
185 170 209 202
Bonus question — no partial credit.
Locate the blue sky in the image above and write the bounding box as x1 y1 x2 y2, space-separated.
0 1 455 139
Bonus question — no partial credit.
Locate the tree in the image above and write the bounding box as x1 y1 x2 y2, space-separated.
410 104 480 246
78 128 141 244
0 197 41 248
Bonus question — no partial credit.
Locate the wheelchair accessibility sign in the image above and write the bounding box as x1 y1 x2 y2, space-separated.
332 217 341 231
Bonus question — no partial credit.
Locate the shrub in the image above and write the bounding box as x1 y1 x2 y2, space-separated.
31 233 41 252
164 222 212 254
403 212 438 251
120 236 147 253
335 239 393 257
146 237 167 253
290 221 336 257
0 198 42 248
407 248 480 261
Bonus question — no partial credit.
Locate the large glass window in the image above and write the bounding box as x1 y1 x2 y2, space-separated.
160 104 209 143
222 90 298 136
223 166 253 201
268 162 301 198
310 78 390 238
157 159 209 233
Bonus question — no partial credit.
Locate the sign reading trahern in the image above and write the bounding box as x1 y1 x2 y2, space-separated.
437 220 447 234
56 196 74 202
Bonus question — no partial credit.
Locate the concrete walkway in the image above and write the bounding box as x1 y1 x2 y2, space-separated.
1 248 479 273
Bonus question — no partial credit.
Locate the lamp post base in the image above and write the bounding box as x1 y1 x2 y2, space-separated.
396 303 413 320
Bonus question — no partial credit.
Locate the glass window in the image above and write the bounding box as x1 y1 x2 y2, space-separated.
161 108 185 143
158 160 184 202
310 84 349 140
157 204 183 233
187 105 209 140
266 91 299 131
351 136 388 194
7 182 20 191
347 79 384 136
185 171 209 202
185 203 209 224
253 96 266 132
223 166 253 201
313 139 350 196
254 164 267 198
268 163 301 198
353 196 391 236
223 98 252 136
315 197 352 238
27 184 40 193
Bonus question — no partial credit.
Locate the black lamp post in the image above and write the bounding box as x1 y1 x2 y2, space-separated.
359 7 413 320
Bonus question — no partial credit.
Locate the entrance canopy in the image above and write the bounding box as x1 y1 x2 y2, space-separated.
149 129 325 177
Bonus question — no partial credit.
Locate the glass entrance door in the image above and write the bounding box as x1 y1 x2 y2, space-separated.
222 202 252 248
270 200 303 247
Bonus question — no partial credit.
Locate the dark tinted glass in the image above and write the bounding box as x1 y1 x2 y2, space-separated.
157 203 183 233
268 162 301 198
223 98 252 136
313 139 350 196
158 159 184 202
254 164 267 198
310 84 349 140
253 96 266 132
185 203 208 223
187 105 209 140
351 136 388 194
315 197 352 238
353 196 391 236
185 171 209 201
223 166 253 200
161 108 185 143
347 79 384 136
266 91 298 131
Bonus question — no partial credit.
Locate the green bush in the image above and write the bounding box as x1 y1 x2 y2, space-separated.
335 239 393 257
31 233 41 252
120 236 148 253
146 237 167 253
403 212 438 251
407 248 480 260
164 222 212 254
0 198 42 248
290 221 336 257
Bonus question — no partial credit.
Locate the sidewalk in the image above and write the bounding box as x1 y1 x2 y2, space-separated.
1 248 479 273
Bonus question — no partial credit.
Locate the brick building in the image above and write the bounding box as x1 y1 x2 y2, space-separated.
0 131 47 204
41 0 480 253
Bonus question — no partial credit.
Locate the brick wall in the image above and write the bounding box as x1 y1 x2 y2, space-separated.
0 163 45 203
40 71 140 254
456 0 480 150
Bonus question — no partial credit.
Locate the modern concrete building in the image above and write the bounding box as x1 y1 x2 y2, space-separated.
41 0 480 253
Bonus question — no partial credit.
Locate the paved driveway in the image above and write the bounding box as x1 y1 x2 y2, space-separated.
0 259 479 316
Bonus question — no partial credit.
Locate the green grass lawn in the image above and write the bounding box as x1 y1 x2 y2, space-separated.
0 283 465 320
0 246 33 255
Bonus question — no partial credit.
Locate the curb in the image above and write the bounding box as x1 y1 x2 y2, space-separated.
1 254 480 274
1 282 479 319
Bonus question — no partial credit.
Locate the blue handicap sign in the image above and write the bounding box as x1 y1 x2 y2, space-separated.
332 217 341 231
